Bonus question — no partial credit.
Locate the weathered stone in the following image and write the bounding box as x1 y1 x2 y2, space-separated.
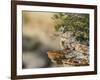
47 50 66 64
47 31 89 66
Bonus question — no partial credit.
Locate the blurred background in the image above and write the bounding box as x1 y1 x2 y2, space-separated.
22 12 61 69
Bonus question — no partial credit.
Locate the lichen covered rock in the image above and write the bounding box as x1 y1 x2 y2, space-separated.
47 31 89 66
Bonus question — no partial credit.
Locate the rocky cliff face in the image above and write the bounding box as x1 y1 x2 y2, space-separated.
47 32 89 66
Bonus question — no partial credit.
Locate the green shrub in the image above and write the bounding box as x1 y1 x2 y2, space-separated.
52 13 89 45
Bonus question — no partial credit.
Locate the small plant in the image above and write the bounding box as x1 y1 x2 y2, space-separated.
52 13 89 45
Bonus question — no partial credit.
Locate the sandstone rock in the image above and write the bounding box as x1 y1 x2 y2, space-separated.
47 50 66 64
47 31 89 66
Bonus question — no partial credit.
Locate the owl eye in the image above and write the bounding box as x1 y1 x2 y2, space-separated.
62 41 64 44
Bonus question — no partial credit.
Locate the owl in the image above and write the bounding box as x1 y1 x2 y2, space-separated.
60 32 76 53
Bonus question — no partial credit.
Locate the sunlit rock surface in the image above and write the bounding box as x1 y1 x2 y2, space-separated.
47 32 89 66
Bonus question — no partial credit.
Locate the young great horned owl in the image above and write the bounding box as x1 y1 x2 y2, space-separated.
60 32 76 53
